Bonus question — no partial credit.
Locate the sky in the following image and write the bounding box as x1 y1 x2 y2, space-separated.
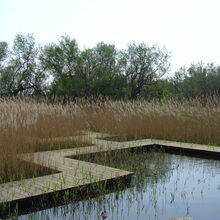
1 0 220 75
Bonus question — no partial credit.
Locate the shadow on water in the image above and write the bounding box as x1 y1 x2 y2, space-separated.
0 174 132 219
3 146 220 220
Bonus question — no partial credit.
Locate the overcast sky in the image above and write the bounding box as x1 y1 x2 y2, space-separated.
1 0 220 74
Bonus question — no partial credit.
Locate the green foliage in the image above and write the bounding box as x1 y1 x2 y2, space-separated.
1 33 220 100
77 42 123 97
40 35 80 80
0 34 46 96
141 79 172 100
0 41 8 65
120 42 170 99
50 75 86 98
171 62 220 98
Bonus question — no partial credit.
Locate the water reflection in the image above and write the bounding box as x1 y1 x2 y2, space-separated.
15 152 220 220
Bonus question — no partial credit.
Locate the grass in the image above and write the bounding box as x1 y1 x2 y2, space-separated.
1 95 220 183
0 160 58 184
71 148 170 185
31 139 92 152
99 136 144 142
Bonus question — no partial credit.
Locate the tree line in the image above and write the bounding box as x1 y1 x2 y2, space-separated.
1 34 220 100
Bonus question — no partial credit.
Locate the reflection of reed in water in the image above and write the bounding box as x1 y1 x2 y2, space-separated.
17 151 220 220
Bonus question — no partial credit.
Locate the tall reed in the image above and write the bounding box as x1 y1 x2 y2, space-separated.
84 96 220 145
1 96 220 182
0 97 85 182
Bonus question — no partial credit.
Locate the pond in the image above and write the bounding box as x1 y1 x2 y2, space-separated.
11 148 220 220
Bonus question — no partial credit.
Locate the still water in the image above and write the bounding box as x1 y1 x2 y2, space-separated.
16 151 220 220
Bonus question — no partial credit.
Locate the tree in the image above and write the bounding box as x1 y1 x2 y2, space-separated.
0 34 46 96
40 35 82 99
78 42 124 97
40 35 79 81
141 79 173 100
171 62 220 98
120 42 170 99
0 41 8 66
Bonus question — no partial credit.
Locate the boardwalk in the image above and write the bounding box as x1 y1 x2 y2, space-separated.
1 132 220 206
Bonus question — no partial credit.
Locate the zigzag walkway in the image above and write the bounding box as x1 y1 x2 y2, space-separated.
1 132 220 205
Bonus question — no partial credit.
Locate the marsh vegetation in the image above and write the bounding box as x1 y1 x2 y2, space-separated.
1 96 220 183
16 150 220 220
1 33 220 220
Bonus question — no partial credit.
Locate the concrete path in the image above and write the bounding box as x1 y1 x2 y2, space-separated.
170 217 193 220
1 132 220 205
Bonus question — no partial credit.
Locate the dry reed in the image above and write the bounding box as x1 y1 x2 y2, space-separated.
1 96 220 182
84 96 220 145
0 97 85 183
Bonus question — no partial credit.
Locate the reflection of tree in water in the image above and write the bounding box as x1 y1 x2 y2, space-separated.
61 149 174 220
18 151 220 220
73 148 173 185
18 149 174 220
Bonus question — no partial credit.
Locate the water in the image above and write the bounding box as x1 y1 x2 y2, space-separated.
14 151 220 220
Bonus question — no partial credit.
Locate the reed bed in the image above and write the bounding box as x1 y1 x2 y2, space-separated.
1 96 220 183
0 98 86 183
84 96 220 145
